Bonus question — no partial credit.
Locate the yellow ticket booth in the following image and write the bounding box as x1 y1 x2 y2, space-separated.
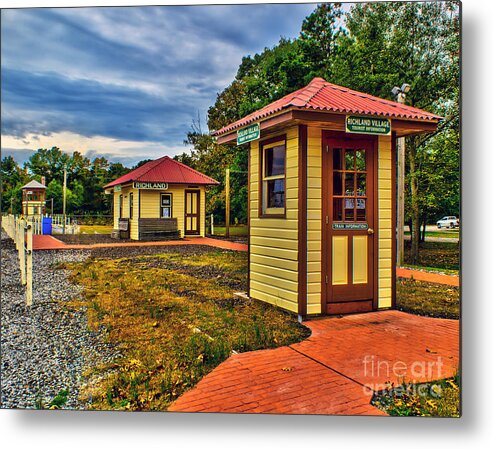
104 156 218 240
21 180 46 216
212 77 441 318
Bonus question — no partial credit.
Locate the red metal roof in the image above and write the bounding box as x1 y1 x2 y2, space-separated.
104 156 219 189
213 77 442 136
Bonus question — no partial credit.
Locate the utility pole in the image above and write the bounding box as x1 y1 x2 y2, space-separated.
63 167 67 235
392 83 411 267
225 168 230 238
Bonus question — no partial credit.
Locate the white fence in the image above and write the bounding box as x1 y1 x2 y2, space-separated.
2 215 33 306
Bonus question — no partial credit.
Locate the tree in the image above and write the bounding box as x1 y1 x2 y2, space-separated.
1 156 29 213
45 179 63 214
25 147 70 185
331 1 460 263
300 2 344 79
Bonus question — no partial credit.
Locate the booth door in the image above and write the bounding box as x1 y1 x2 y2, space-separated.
322 134 377 315
185 190 200 235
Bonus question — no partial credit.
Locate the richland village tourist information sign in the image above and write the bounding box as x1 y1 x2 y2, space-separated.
346 115 391 135
237 123 260 145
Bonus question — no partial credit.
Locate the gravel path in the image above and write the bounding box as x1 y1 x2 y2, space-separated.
1 231 120 409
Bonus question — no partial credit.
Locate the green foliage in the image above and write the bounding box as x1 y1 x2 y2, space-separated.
1 155 30 213
373 376 460 417
2 148 133 216
49 389 70 409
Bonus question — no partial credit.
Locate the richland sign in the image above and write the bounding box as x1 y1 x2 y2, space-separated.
346 115 391 136
133 182 168 190
237 123 260 145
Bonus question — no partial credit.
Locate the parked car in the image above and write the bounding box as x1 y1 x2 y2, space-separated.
436 216 460 229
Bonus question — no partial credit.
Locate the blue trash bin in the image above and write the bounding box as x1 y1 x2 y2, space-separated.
42 217 52 235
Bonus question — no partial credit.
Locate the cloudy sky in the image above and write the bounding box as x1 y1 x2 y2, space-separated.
1 1 316 167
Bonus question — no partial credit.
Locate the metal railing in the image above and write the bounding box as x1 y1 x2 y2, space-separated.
2 214 33 306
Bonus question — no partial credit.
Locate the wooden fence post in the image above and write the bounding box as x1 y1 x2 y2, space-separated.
18 219 26 285
26 222 33 306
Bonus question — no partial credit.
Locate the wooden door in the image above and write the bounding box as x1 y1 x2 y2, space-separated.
184 190 200 235
322 133 377 315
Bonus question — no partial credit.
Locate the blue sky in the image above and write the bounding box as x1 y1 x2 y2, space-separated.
1 2 316 166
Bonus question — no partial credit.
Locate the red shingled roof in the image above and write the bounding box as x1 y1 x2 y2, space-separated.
213 77 442 136
104 156 219 189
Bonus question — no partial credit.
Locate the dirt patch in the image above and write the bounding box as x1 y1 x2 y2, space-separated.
55 234 129 245
87 244 226 260
207 234 248 244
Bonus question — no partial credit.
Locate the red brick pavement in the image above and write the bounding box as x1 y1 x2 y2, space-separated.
397 267 459 287
169 311 459 415
32 235 248 252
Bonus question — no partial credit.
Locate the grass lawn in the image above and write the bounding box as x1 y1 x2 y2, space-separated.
212 225 248 237
404 241 460 272
404 230 459 239
396 278 459 319
372 375 460 417
79 225 113 235
61 249 308 411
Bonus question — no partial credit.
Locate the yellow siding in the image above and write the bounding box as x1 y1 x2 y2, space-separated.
249 126 299 313
130 188 139 240
112 192 120 230
306 126 322 314
378 135 393 308
23 201 45 216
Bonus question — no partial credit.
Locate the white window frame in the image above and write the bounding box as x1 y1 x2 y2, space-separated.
262 140 286 215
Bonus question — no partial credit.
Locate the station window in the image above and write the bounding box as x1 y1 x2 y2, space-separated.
129 192 134 219
161 193 172 218
119 194 123 218
261 138 286 216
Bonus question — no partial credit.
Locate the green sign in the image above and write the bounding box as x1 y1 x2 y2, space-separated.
237 123 260 145
114 185 122 192
346 115 391 135
332 223 369 231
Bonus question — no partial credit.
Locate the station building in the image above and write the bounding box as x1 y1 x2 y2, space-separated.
21 180 46 216
212 77 441 317
104 156 218 240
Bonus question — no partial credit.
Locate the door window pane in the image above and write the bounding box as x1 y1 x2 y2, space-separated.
333 198 343 221
355 150 366 171
333 148 343 170
357 174 366 196
344 199 354 220
356 199 366 221
344 173 354 195
333 172 343 195
345 149 354 170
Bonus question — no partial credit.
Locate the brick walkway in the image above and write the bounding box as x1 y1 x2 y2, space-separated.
397 267 459 287
169 311 459 415
32 235 248 252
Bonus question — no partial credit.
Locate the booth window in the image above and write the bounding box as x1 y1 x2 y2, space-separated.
161 193 172 218
119 194 123 218
261 138 286 216
129 192 134 219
